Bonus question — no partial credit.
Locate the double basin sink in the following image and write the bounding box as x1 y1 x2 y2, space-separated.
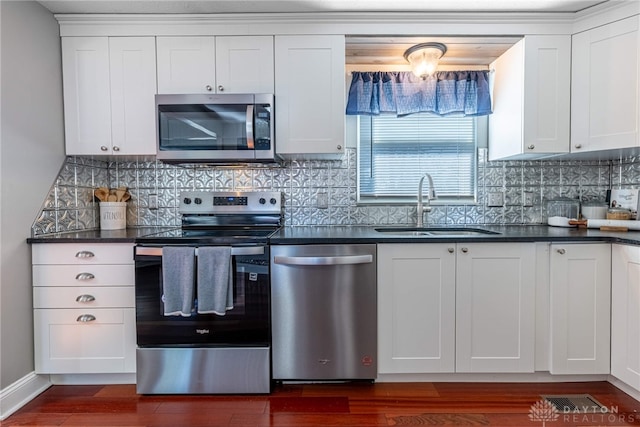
374 227 500 237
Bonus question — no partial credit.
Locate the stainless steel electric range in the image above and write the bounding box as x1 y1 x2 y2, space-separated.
134 190 282 394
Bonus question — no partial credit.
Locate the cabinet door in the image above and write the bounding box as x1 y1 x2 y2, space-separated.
571 16 640 152
489 36 570 160
275 35 345 156
522 35 571 155
109 37 157 155
612 244 640 390
378 244 456 373
216 36 274 93
456 243 536 372
62 37 112 155
156 36 216 94
34 308 136 374
549 243 611 374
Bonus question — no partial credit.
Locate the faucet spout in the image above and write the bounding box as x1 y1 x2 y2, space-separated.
416 173 436 228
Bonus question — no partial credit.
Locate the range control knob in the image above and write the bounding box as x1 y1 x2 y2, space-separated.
194 198 202 205
259 198 266 204
270 198 278 205
183 197 192 205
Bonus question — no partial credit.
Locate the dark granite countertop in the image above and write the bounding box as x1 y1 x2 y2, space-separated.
26 227 179 244
269 225 640 246
26 224 640 246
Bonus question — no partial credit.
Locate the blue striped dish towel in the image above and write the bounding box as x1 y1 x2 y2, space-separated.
196 246 233 315
161 246 196 316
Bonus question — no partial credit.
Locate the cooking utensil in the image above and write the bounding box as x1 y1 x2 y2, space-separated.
115 186 127 202
94 187 109 202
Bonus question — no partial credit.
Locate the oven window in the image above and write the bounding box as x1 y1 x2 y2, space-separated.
135 250 270 347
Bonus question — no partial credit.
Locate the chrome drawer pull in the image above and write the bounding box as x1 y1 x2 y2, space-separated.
75 251 95 258
75 272 95 281
76 294 96 303
76 314 96 323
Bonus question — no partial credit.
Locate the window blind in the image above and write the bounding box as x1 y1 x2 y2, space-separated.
358 113 477 200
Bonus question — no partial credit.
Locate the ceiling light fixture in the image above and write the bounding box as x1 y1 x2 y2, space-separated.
404 42 447 78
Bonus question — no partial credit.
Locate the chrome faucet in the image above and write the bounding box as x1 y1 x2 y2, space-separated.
416 173 436 228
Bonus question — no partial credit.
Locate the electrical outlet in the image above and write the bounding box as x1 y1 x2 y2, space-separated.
149 193 158 210
316 192 329 209
487 191 504 207
523 192 534 207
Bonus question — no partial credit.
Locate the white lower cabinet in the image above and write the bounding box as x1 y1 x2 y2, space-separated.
378 242 536 374
378 244 456 373
611 244 640 390
32 243 136 374
455 243 536 373
549 243 611 374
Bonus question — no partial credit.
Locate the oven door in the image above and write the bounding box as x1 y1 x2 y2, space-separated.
134 245 270 347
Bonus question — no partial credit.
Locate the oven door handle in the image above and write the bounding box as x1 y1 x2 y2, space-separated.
135 246 265 257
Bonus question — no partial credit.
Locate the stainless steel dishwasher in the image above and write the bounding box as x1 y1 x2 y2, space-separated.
270 244 377 380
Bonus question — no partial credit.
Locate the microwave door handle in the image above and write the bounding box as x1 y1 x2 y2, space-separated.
246 105 255 149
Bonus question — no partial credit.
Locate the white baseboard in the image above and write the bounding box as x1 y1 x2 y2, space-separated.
0 372 51 421
608 376 640 402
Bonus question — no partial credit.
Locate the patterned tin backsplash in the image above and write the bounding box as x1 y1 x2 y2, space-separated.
31 148 639 236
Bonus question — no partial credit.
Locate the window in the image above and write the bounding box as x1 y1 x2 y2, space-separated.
357 113 479 204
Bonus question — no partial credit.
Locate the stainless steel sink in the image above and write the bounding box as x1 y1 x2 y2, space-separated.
374 227 500 237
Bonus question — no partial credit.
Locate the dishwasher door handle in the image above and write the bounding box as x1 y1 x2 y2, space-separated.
273 254 373 266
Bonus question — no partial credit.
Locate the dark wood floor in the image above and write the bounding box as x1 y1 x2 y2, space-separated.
4 381 640 426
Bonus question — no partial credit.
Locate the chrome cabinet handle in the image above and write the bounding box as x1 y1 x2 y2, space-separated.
75 272 95 281
205 85 212 91
218 85 224 92
112 146 120 152
574 144 582 149
76 314 96 323
448 247 455 253
337 145 343 150
100 146 108 151
461 247 469 253
557 248 566 255
527 144 535 150
76 294 96 303
274 254 373 266
75 251 95 258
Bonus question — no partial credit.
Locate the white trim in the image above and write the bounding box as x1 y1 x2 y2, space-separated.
376 372 610 383
608 376 640 403
49 373 135 385
55 11 578 37
0 373 51 421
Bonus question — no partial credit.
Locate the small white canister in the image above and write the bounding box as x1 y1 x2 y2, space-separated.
100 202 127 230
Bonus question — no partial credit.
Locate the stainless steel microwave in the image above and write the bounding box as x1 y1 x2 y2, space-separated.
155 93 276 163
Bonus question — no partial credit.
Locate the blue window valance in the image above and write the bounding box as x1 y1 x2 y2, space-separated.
346 70 492 117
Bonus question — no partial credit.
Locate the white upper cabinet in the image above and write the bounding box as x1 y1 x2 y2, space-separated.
275 35 346 157
156 36 216 94
215 36 274 94
489 35 571 160
571 15 640 153
62 37 157 156
156 36 274 94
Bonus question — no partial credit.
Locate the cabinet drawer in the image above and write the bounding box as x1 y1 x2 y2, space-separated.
33 264 134 287
34 308 136 374
32 243 134 265
33 286 134 309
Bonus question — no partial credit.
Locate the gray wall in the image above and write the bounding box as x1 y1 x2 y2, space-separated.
1 0 65 390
